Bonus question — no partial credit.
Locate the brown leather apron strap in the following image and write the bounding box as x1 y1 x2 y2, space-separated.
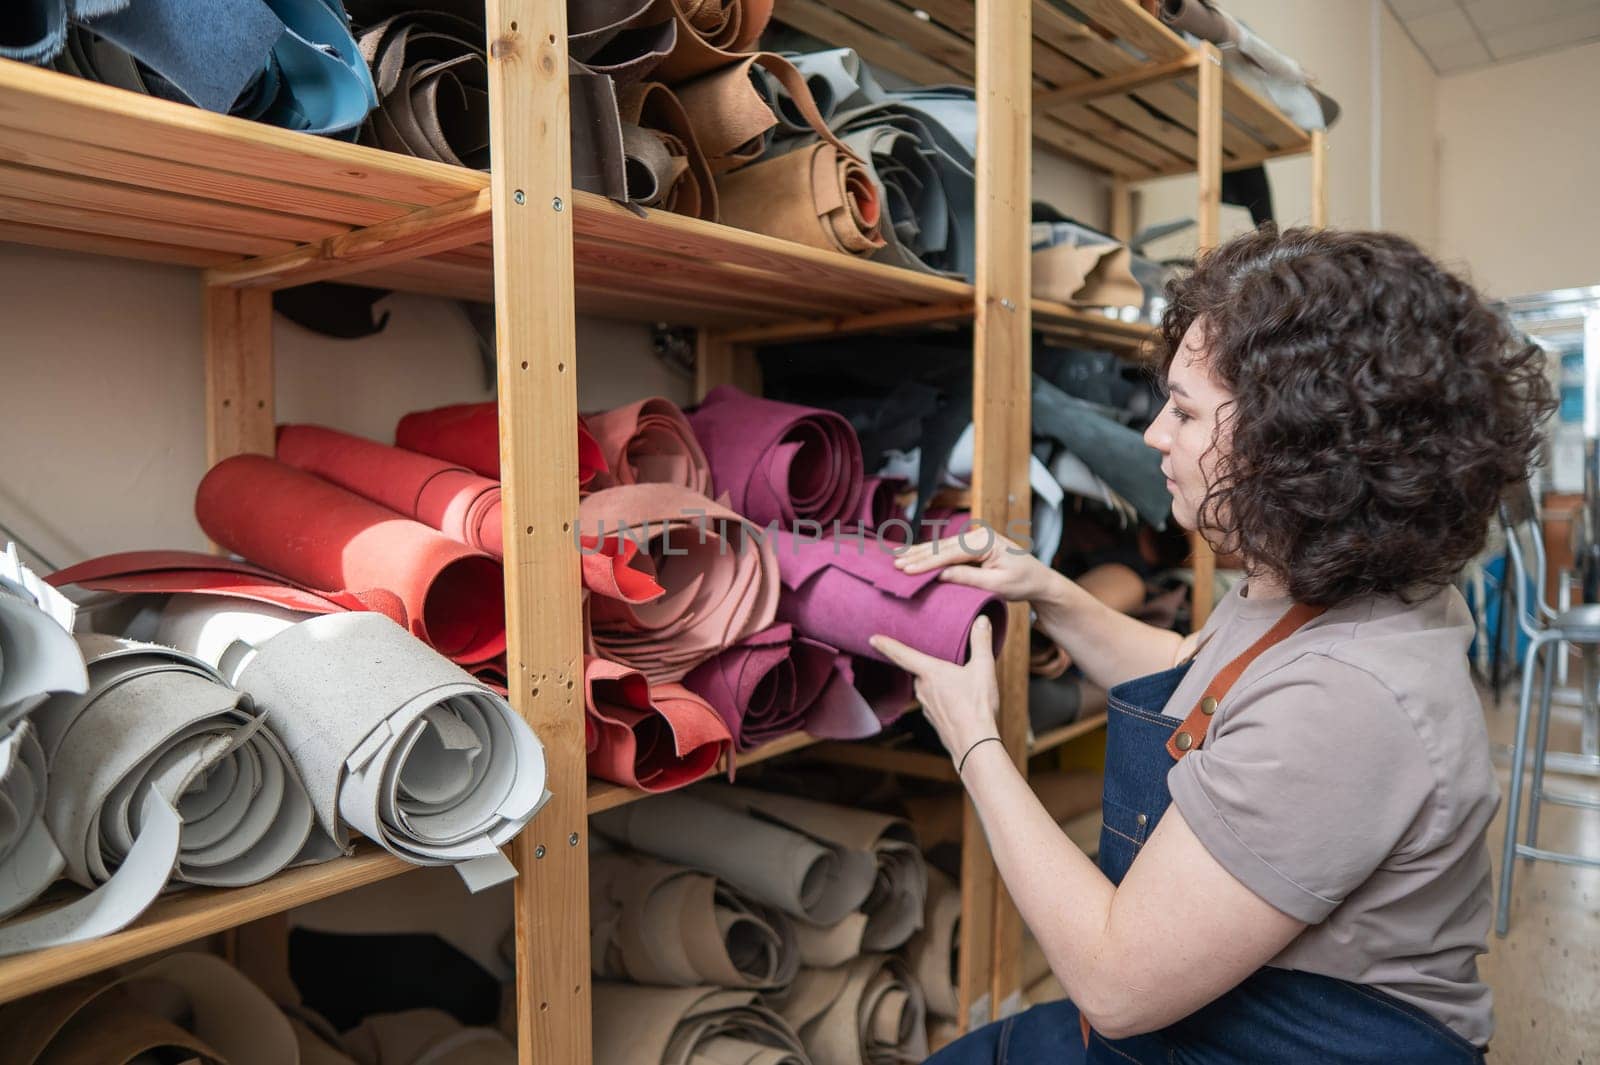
1165 601 1327 760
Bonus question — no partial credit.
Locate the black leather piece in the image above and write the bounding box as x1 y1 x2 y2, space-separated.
1222 164 1274 226
274 283 392 339
289 928 501 1030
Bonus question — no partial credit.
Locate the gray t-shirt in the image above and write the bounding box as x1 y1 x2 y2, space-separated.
1163 581 1497 1047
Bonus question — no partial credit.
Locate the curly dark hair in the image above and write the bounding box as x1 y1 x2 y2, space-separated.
1156 226 1554 607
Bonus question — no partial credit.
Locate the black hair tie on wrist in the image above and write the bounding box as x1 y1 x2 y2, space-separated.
958 735 1004 775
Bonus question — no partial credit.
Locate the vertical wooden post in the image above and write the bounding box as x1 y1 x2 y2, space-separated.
973 0 1032 1027
202 285 273 466
1310 129 1328 228
482 2 588 1063
1108 177 1133 244
695 329 762 400
1188 42 1223 630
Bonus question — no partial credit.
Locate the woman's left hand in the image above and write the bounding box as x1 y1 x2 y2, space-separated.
870 617 1002 768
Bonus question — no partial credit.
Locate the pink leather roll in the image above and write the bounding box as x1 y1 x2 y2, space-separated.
682 622 886 751
581 533 668 605
48 550 406 625
278 423 504 557
584 397 711 494
194 455 505 664
771 528 1006 666
580 483 779 683
585 656 731 791
394 400 609 489
687 386 863 530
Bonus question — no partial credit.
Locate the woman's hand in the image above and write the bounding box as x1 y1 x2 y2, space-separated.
893 529 1058 605
870 618 1001 767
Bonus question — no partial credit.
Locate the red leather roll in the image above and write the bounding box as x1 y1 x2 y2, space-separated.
194 455 505 665
278 423 504 557
48 550 406 626
395 400 609 489
585 656 731 792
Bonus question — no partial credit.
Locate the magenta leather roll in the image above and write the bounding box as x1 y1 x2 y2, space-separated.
278 423 504 557
686 385 864 530
579 483 780 683
682 622 887 751
858 475 910 544
770 528 1006 665
195 455 505 665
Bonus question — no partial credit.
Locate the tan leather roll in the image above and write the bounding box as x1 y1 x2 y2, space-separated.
592 984 808 1065
902 867 960 1021
1031 241 1143 308
591 852 800 990
767 955 928 1065
717 142 884 257
703 786 925 952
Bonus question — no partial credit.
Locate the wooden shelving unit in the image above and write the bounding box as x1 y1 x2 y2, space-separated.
0 0 1326 1058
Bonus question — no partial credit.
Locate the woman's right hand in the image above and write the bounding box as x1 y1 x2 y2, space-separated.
893 528 1058 604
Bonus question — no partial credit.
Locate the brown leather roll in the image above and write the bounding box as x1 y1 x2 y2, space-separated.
644 0 775 83
673 53 863 174
617 82 719 220
718 141 885 256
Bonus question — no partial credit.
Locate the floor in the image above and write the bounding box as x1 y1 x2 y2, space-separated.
1478 679 1600 1064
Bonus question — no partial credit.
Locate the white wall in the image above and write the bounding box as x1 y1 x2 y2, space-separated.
1138 0 1436 258
0 245 671 569
1435 39 1600 298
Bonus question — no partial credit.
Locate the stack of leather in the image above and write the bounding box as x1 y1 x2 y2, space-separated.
0 948 515 1064
591 784 932 1065
12 0 377 136
339 0 879 245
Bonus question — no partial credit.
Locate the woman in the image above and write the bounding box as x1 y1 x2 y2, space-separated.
871 227 1552 1063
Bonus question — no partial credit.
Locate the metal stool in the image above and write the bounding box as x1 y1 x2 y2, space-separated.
1495 485 1600 935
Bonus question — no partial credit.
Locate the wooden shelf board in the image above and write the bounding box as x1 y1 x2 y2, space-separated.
0 59 971 327
785 0 1315 179
806 713 1109 783
1031 300 1156 352
585 731 820 815
0 848 412 1005
1030 712 1109 756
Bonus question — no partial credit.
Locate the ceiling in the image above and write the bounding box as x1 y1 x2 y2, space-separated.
1386 0 1600 73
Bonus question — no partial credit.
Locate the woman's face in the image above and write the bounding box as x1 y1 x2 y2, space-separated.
1143 319 1233 533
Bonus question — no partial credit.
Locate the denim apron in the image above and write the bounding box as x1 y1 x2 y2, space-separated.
927 605 1486 1065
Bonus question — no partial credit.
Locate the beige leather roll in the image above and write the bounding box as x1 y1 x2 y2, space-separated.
703 786 926 951
592 984 809 1065
902 867 960 1021
767 955 927 1065
717 142 885 257
342 1009 515 1065
591 851 800 990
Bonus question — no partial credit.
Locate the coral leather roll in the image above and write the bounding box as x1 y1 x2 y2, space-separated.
394 400 609 489
584 656 730 792
277 424 503 557
771 528 1005 666
687 385 864 530
580 484 779 683
584 397 711 494
194 455 505 665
